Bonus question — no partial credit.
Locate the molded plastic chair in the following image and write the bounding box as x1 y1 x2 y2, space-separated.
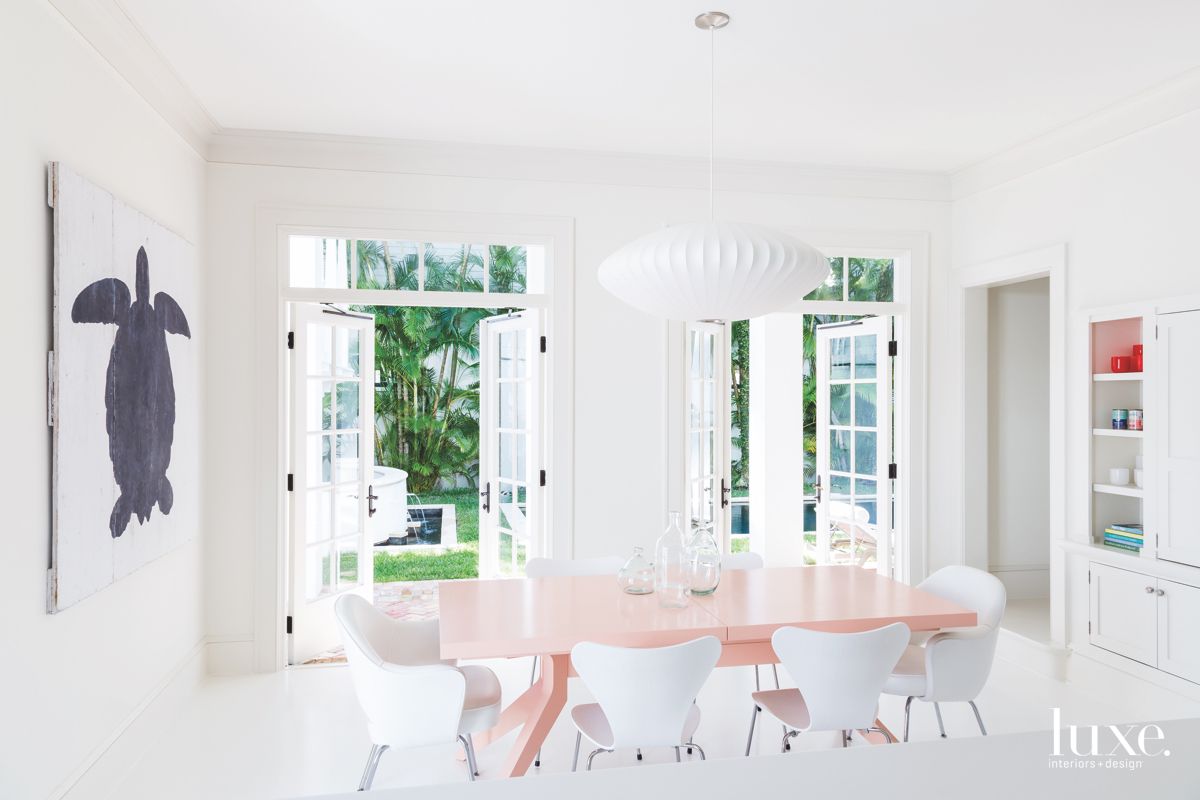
721 552 765 571
882 565 1006 741
335 594 501 789
747 623 910 754
570 636 722 770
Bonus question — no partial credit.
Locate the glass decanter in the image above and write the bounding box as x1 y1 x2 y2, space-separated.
654 511 691 608
617 546 654 595
686 525 722 595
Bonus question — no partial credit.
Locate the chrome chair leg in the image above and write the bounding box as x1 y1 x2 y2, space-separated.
781 729 797 753
933 701 947 738
770 664 786 739
636 748 643 761
675 746 681 762
968 700 987 735
841 729 849 748
754 664 761 691
691 743 707 760
358 744 387 791
572 732 582 772
903 696 913 742
745 704 760 756
459 734 479 781
586 748 610 770
866 726 894 743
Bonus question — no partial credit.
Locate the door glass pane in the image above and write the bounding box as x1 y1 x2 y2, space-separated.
335 327 360 377
355 240 419 290
499 433 514 479
307 434 332 486
830 430 851 472
515 434 527 480
335 486 358 536
855 477 878 502
690 432 701 476
854 335 877 379
306 380 333 431
855 384 877 427
335 434 359 483
489 245 528 294
703 380 715 426
848 258 894 302
498 481 515 523
703 429 715 476
689 380 702 427
425 243 485 292
830 384 851 425
855 431 877 475
830 473 851 498
500 382 515 428
291 236 350 290
306 544 333 600
336 381 360 430
830 337 851 380
703 333 715 379
307 325 333 376
499 331 515 378
337 538 360 586
307 490 332 543
515 330 527 377
805 256 845 301
516 383 527 430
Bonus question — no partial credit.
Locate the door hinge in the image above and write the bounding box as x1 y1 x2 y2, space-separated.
888 463 898 480
539 469 547 487
888 340 898 357
286 615 293 634
1088 568 1091 584
287 331 295 350
539 335 547 353
1088 620 1091 635
287 473 294 492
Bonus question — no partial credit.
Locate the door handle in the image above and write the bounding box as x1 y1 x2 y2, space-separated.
367 484 379 518
721 478 731 509
480 483 491 513
815 475 823 504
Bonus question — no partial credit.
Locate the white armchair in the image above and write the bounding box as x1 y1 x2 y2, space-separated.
335 594 501 789
882 565 1007 741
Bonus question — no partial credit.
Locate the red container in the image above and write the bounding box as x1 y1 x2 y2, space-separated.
1111 355 1134 373
1133 344 1143 372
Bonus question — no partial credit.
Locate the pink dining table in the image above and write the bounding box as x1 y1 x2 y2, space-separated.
437 565 977 778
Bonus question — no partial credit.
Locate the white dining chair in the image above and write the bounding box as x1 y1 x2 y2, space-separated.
335 594 502 789
881 565 1006 741
524 555 625 765
721 551 788 745
569 636 722 770
746 622 909 754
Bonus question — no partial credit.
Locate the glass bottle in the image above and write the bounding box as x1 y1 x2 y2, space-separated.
687 526 722 595
617 546 655 595
655 512 691 608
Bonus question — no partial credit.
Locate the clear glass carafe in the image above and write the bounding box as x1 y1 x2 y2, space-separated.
687 526 721 595
655 512 691 608
617 546 655 595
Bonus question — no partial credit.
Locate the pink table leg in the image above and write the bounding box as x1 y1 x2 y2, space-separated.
474 653 569 778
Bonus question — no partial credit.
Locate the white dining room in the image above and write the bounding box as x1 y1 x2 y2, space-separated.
6 2 1200 799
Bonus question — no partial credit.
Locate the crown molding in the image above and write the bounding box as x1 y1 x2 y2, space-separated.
951 66 1200 200
47 0 218 157
207 129 952 202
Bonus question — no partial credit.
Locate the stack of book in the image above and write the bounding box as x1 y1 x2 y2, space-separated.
1103 523 1144 552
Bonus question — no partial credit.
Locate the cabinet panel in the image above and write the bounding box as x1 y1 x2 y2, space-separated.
1089 562 1157 666
1156 310 1200 567
1158 578 1200 684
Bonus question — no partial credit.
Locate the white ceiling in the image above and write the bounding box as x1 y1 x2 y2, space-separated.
118 0 1200 172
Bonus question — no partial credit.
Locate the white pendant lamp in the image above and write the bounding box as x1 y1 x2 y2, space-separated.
598 11 830 321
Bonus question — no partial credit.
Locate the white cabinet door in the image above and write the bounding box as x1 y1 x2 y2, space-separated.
1090 562 1158 667
1156 310 1200 568
1157 578 1200 684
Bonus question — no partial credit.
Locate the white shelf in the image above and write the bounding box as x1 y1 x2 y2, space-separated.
1093 483 1144 498
1092 428 1144 438
1093 372 1143 382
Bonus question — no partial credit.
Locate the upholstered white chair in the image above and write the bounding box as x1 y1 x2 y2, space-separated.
746 623 909 754
570 636 722 770
524 556 625 766
882 565 1006 741
335 594 501 789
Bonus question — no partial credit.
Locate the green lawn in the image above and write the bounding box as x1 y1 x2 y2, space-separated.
373 488 480 583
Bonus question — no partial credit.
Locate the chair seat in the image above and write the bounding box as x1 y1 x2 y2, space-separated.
571 702 701 749
458 665 502 734
750 688 812 731
882 644 927 697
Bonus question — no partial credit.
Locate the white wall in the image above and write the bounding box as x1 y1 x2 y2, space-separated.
0 2 206 797
987 278 1050 598
203 159 950 670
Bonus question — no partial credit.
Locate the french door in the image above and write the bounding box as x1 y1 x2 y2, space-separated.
288 304 376 664
815 316 893 575
479 310 544 577
684 322 731 550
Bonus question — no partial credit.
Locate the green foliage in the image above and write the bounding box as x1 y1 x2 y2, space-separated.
416 488 480 544
374 547 479 582
353 242 525 493
730 319 750 490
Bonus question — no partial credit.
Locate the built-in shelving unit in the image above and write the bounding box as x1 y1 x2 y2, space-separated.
1091 428 1142 439
1092 482 1143 499
1092 372 1143 383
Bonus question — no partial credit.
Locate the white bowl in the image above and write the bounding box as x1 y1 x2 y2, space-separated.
1109 467 1131 486
1134 468 1144 488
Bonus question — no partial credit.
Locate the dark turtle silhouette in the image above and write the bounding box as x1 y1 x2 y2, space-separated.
72 246 190 538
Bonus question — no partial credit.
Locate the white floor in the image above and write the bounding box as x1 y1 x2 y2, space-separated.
108 648 1185 799
1002 597 1051 643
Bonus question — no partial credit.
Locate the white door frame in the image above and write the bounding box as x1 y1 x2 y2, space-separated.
955 243 1066 644
680 321 732 551
253 205 573 673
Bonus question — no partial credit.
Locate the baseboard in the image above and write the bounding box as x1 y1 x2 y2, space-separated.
989 565 1049 599
1066 644 1200 717
53 640 206 800
206 636 255 676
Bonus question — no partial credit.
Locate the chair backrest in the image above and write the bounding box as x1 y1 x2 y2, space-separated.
772 623 910 733
525 556 624 578
918 565 1007 629
571 636 722 748
722 552 764 571
335 594 465 749
916 566 1007 701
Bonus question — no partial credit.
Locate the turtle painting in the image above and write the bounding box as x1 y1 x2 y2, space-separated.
71 245 191 538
